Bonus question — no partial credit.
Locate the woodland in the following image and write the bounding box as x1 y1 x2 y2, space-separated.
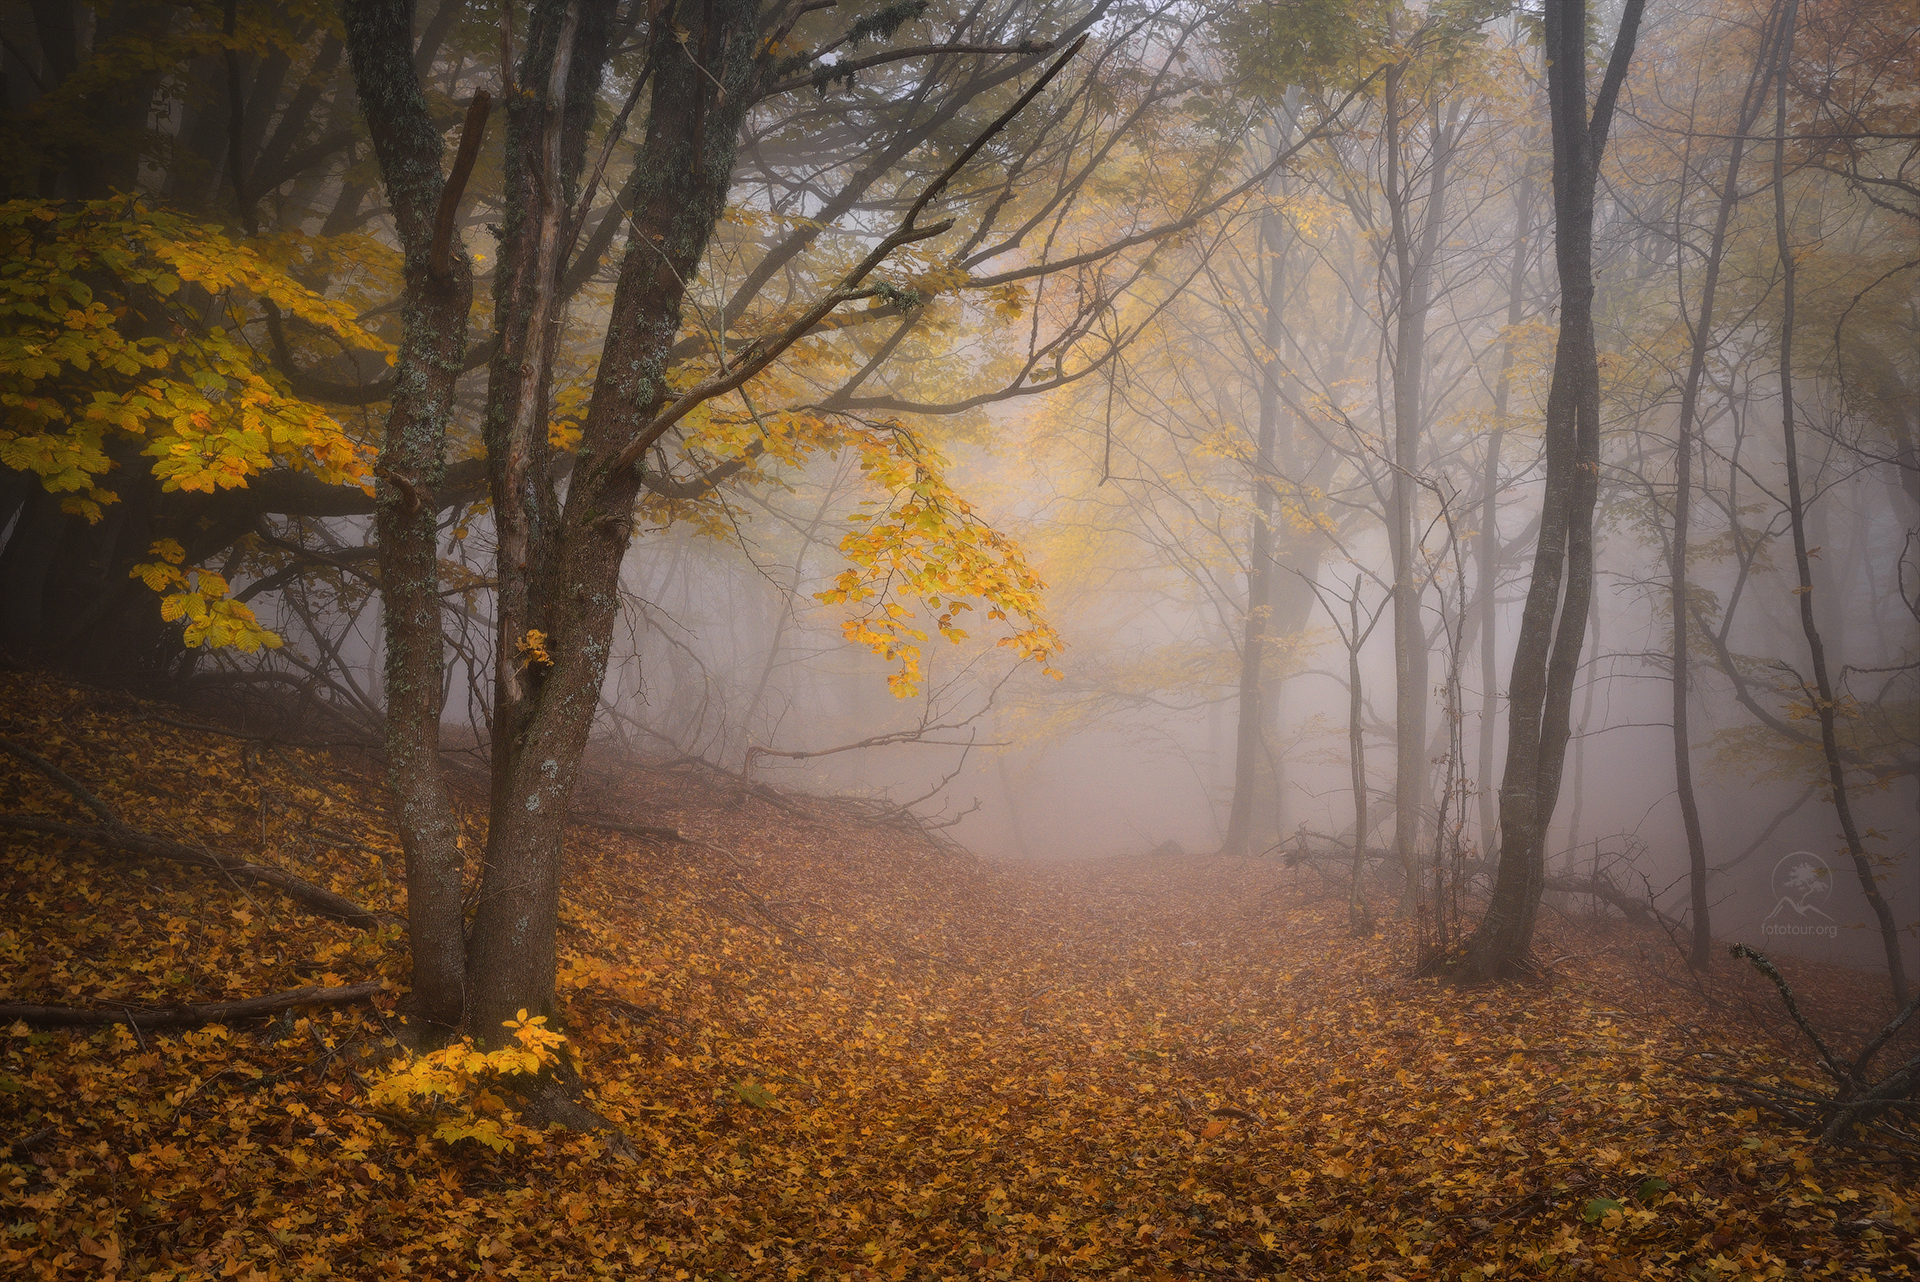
0 0 1917 1278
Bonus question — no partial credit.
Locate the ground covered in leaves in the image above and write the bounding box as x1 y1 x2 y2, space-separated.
0 671 1913 1281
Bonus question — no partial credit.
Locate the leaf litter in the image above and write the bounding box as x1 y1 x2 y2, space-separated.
0 672 1911 1280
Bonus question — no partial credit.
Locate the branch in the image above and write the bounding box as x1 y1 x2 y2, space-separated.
1692 605 1915 784
222 457 492 519
430 90 493 281
605 33 1090 479
1587 0 1648 165
0 982 385 1030
1729 944 1847 1083
961 70 1382 290
640 441 764 499
745 720 1004 773
262 304 398 406
1725 943 1920 1149
247 126 360 196
1851 985 1920 1081
0 740 392 930
261 313 498 408
763 40 1051 97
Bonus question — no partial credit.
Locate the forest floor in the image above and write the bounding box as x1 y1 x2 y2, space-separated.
0 669 1914 1282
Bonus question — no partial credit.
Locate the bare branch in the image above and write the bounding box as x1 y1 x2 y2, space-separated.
763 40 1052 98
0 982 385 1030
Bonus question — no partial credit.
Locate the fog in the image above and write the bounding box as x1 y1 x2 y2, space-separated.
8 0 1920 1271
6 0 1915 989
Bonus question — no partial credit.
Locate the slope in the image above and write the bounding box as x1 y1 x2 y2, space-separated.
0 671 1911 1281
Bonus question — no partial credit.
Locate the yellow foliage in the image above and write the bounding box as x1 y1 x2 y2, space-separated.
516 629 554 669
365 1013 570 1153
0 196 382 648
816 423 1062 697
128 541 283 653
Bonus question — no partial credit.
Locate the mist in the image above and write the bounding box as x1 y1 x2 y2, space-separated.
2 0 1918 1272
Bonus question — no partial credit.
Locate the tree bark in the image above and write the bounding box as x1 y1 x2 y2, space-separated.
1222 200 1285 858
1476 168 1535 859
1348 586 1373 930
462 0 759 1040
341 0 486 1034
1384 76 1454 908
1458 0 1645 980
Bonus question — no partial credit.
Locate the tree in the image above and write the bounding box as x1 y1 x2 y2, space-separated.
1766 0 1908 1004
333 0 1318 1078
1458 0 1645 980
0 197 380 663
1659 0 1789 972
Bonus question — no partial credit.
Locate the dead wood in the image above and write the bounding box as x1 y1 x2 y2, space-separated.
1724 944 1920 1152
0 981 385 1029
0 739 392 929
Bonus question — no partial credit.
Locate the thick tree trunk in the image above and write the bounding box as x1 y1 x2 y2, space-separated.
1458 0 1644 980
1769 1 1908 1005
341 0 485 1034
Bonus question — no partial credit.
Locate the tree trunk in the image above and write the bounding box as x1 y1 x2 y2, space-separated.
1667 8 1782 971
1222 312 1280 858
1223 168 1290 858
1458 0 1645 980
463 0 761 1039
1769 0 1908 1006
1348 586 1372 931
1384 77 1454 907
341 0 487 1035
1562 603 1599 875
1476 169 1535 859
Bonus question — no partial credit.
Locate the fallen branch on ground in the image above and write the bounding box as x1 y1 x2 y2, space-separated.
0 981 386 1029
0 739 392 929
1725 943 1920 1151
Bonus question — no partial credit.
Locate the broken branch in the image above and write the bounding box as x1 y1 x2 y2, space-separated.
0 982 385 1030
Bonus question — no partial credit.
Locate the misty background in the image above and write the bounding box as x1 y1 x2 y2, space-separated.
2 0 1913 978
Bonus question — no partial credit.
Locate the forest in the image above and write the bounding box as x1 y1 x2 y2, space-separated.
0 0 1916 1276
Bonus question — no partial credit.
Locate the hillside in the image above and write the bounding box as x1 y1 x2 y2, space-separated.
0 671 1912 1281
